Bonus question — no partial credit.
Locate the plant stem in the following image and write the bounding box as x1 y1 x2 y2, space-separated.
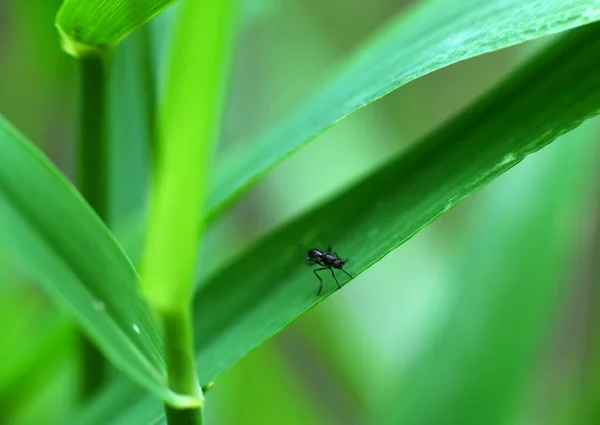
75 54 110 396
77 56 109 217
140 0 235 421
165 405 203 425
138 24 157 170
77 332 106 397
162 308 204 424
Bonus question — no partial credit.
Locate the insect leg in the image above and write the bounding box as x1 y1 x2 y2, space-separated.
327 244 332 254
341 268 352 279
313 267 328 296
330 268 341 289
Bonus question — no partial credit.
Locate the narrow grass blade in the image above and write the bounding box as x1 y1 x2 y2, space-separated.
56 0 175 56
190 22 600 391
207 0 600 219
111 1 600 254
382 120 598 425
70 22 600 425
0 116 199 408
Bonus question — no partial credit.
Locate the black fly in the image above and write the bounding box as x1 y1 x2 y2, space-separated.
307 245 352 296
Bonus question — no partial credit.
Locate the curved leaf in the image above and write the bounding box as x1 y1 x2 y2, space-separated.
382 120 598 425
191 21 600 388
116 0 600 250
72 21 600 424
0 116 200 408
56 0 175 56
207 0 600 219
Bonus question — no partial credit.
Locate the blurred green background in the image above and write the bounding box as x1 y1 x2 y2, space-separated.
1 0 599 424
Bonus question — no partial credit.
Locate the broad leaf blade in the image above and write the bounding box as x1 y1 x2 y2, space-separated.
72 22 600 425
208 0 600 219
0 116 198 408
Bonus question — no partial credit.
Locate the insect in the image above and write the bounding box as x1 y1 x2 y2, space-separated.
306 245 352 296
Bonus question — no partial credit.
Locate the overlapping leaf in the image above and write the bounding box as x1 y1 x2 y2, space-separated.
56 0 175 56
0 116 199 408
206 0 600 219
382 120 599 425
71 21 600 425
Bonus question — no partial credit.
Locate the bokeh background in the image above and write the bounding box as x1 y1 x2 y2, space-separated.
1 0 599 424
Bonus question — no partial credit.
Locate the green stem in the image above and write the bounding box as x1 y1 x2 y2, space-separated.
140 0 234 422
163 308 204 424
75 54 110 396
77 55 109 217
77 332 106 397
138 24 157 170
165 406 203 425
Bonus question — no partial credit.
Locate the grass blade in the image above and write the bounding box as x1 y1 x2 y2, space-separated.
71 21 600 425
207 0 600 219
381 120 598 425
113 1 600 258
190 21 600 390
56 0 175 56
0 116 198 408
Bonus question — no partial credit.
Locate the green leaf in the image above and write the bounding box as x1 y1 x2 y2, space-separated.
207 0 600 219
190 21 600 392
0 116 199 408
381 119 598 425
72 22 600 425
106 0 600 298
56 0 175 57
116 0 600 249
